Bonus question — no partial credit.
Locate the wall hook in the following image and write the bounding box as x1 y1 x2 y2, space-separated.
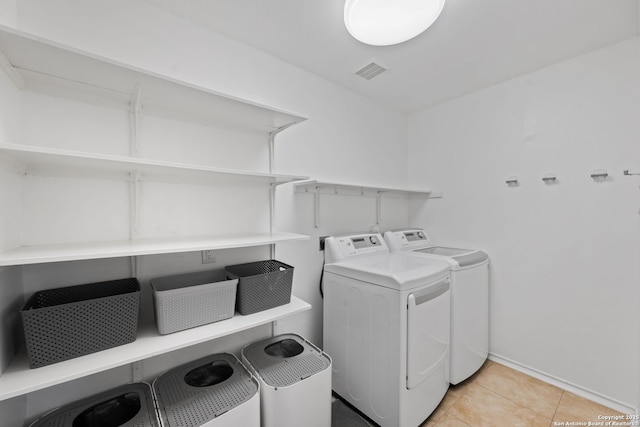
590 169 608 181
505 176 519 186
542 173 557 184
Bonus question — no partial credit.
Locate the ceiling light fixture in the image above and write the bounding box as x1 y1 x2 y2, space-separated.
344 0 445 46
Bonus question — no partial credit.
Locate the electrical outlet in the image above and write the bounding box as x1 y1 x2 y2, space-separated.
319 236 328 251
201 250 216 264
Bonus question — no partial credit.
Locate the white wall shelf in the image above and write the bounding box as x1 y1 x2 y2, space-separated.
0 232 309 266
0 296 311 401
294 179 437 196
0 26 308 132
0 143 310 266
0 143 308 184
294 180 442 227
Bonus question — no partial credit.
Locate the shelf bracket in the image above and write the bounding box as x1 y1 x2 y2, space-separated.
0 153 27 175
314 187 321 228
0 49 24 89
376 191 384 225
131 360 143 383
129 84 142 158
269 183 276 233
267 123 300 252
129 171 143 240
129 170 143 276
268 180 297 257
269 183 276 259
268 123 297 174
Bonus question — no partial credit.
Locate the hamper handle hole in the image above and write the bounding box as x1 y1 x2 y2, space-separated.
184 360 233 387
264 338 304 358
72 392 141 427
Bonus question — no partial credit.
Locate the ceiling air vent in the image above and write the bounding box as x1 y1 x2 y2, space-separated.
355 62 387 80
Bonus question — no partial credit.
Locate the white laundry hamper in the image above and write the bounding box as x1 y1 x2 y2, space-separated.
241 333 332 427
152 353 260 427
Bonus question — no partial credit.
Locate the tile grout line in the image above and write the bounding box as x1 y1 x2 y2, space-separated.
476 364 566 420
550 390 565 424
432 395 460 426
473 382 555 422
424 381 473 426
450 413 473 427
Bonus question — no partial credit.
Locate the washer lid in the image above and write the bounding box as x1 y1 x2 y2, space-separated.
414 247 489 268
324 252 449 290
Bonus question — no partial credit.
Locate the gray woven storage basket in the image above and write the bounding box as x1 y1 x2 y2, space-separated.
21 278 140 368
29 383 159 427
242 333 331 388
225 259 294 315
151 270 237 335
153 353 259 427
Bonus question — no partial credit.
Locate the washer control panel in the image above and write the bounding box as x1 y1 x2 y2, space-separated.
384 228 431 251
352 234 380 249
324 233 388 263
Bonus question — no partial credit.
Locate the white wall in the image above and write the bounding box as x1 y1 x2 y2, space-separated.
0 0 16 27
408 38 640 411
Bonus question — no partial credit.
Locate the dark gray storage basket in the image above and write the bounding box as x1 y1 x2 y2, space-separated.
242 333 331 388
29 383 159 427
153 353 259 427
151 270 238 335
224 260 294 315
21 278 140 368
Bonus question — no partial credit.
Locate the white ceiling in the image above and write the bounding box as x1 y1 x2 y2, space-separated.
144 0 639 113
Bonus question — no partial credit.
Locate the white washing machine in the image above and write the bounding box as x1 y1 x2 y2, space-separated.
323 232 451 427
384 229 489 385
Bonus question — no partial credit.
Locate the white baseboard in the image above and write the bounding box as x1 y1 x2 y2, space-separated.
488 353 637 416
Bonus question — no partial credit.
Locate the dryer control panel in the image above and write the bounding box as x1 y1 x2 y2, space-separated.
324 233 388 263
384 229 431 252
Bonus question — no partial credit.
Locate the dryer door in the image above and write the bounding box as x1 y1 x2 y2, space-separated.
406 277 450 389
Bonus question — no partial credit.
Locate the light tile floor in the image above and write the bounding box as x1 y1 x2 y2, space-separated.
422 360 627 427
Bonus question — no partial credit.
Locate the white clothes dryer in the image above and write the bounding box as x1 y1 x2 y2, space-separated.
323 232 451 427
384 229 489 385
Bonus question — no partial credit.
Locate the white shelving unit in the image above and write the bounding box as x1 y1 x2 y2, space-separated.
0 26 312 406
0 143 308 183
294 179 442 227
294 179 436 196
0 25 307 132
0 296 310 401
0 232 310 266
0 143 309 265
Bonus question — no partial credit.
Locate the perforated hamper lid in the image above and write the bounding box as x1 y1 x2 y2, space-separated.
242 333 331 388
29 383 159 427
153 353 258 427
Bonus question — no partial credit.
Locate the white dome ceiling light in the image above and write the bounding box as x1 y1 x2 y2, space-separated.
344 0 446 46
